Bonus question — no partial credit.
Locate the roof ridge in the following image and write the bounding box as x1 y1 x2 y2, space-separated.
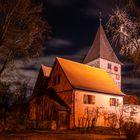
57 57 107 72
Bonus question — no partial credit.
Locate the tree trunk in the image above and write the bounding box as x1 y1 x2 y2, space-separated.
0 58 8 78
0 51 12 78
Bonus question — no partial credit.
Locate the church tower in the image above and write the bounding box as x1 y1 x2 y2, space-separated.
83 23 122 88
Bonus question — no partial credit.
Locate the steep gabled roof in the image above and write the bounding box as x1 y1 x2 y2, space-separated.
83 25 122 64
30 65 52 100
57 57 124 96
41 65 52 77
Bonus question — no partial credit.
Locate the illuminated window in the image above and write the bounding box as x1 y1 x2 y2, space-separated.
114 66 118 72
116 75 120 80
110 98 119 106
108 63 111 69
84 95 95 104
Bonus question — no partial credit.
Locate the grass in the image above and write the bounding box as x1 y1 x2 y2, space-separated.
0 129 128 140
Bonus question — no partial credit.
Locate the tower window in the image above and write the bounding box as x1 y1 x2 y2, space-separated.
116 74 120 80
108 63 112 69
114 66 118 72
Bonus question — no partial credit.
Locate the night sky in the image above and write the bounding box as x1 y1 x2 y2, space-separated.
17 0 140 98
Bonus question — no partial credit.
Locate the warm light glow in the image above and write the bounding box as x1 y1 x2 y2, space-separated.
57 57 124 95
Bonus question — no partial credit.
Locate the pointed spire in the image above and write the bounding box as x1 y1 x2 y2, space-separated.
83 22 122 64
99 12 102 25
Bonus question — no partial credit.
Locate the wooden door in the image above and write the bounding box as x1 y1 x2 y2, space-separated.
58 111 69 129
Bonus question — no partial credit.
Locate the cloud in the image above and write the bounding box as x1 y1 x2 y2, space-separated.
122 77 140 85
15 46 88 87
123 88 140 97
44 37 78 56
47 38 74 48
40 46 88 67
62 47 89 62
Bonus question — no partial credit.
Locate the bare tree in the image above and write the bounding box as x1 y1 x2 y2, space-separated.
106 8 140 70
0 0 49 78
104 105 140 138
78 107 102 133
107 9 139 54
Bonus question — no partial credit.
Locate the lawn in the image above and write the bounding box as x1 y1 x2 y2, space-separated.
0 130 127 140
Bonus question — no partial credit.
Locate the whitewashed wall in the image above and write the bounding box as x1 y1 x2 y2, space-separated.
100 58 121 88
74 89 124 127
86 58 100 67
86 58 121 88
73 89 140 128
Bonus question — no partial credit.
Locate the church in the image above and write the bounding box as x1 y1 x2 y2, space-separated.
29 23 125 129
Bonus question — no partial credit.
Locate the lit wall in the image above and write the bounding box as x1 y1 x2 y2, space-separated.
74 89 123 127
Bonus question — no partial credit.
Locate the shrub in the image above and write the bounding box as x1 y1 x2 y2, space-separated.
123 122 140 140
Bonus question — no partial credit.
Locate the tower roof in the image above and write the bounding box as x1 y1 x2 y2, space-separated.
83 25 122 64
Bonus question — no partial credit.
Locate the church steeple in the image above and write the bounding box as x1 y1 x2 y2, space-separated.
99 12 102 25
83 24 121 64
83 22 122 89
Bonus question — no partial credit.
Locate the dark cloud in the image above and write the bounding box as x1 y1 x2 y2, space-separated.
19 66 39 71
44 38 86 56
47 38 74 47
123 83 140 90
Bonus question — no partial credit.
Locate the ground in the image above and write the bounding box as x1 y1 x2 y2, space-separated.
0 130 130 140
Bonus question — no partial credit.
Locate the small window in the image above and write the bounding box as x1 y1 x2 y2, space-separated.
114 66 118 72
53 75 61 85
116 75 120 80
84 95 95 104
110 98 119 106
108 63 112 69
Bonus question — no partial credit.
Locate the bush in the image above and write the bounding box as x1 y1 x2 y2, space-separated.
123 122 140 140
